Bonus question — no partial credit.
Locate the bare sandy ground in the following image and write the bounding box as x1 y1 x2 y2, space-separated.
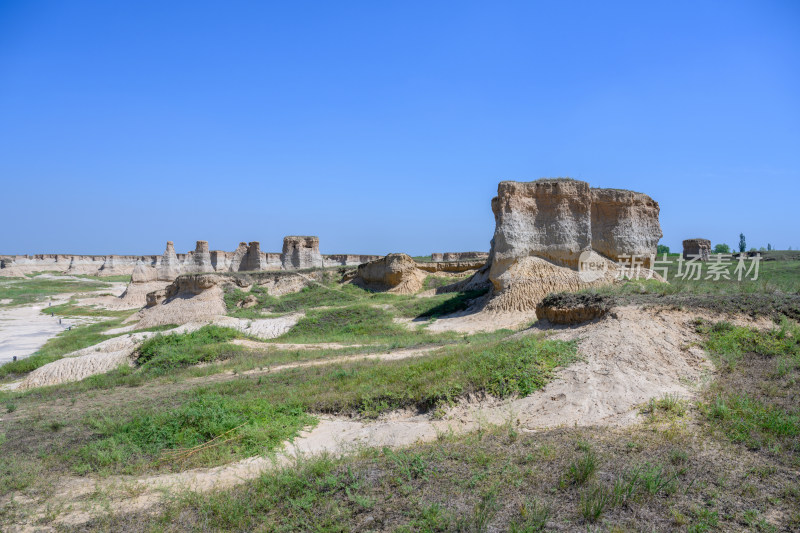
0 314 306 391
0 297 83 365
5 305 735 530
423 307 540 333
0 279 129 367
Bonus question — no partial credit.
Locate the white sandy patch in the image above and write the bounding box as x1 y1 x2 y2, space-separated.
422 307 539 334
231 339 362 351
210 314 303 339
0 295 97 366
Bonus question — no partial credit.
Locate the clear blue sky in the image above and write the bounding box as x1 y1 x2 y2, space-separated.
1 1 798 256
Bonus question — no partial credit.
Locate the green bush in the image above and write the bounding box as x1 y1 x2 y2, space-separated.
713 244 730 254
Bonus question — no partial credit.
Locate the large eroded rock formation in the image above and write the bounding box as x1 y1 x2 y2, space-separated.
242 242 266 271
352 253 427 294
484 178 663 311
281 236 323 270
157 241 182 281
489 179 593 285
185 241 213 274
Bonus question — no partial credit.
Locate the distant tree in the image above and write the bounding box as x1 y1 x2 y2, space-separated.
759 247 766 252
713 244 730 254
790 246 793 251
657 244 670 254
739 233 747 253
750 248 757 252
767 243 772 251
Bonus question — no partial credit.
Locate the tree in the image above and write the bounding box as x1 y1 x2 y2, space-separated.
713 244 730 254
767 243 772 251
657 244 670 254
739 233 747 253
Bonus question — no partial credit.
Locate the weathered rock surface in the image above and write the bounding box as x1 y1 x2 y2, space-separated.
482 178 664 311
323 254 382 267
228 242 248 272
157 241 182 281
242 242 266 271
416 260 486 273
131 261 158 283
683 238 711 261
591 188 662 267
281 236 323 270
184 241 213 274
352 253 427 294
439 252 489 262
489 179 593 286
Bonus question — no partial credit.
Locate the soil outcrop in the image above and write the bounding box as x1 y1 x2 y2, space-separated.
535 292 611 324
352 253 427 294
131 261 158 283
416 260 486 273
431 251 489 262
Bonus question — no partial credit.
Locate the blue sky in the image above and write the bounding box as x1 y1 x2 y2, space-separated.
1 1 798 256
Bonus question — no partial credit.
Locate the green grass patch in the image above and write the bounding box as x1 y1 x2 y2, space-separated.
136 325 244 374
73 274 132 283
37 333 574 476
277 304 410 344
211 333 578 418
703 394 800 453
44 300 133 318
0 277 111 306
74 390 313 474
226 278 489 324
393 288 488 319
698 320 800 460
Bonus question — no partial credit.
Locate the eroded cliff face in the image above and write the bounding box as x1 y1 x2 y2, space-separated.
281 236 323 270
184 241 213 274
484 178 663 311
1 238 378 279
241 242 266 271
488 179 593 285
590 188 662 268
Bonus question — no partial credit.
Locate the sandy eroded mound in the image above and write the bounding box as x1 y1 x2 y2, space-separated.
352 253 427 294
